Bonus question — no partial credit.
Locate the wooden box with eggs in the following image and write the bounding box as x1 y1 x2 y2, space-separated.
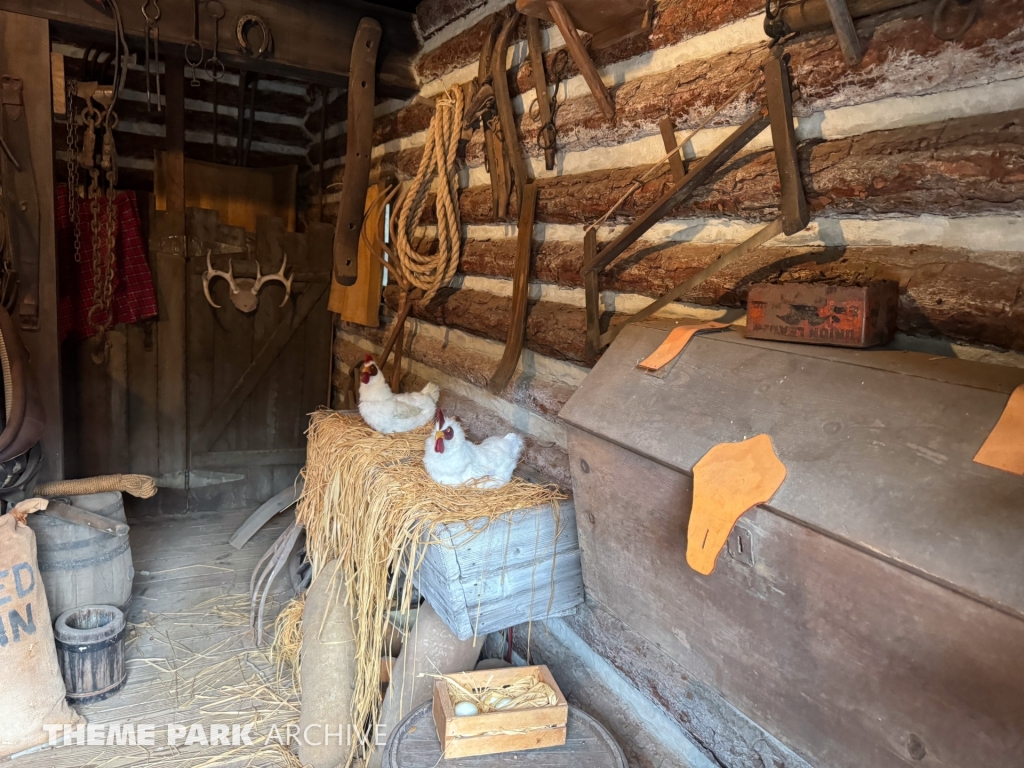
431 665 568 758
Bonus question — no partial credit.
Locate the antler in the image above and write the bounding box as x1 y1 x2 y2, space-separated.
202 250 240 309
252 254 294 307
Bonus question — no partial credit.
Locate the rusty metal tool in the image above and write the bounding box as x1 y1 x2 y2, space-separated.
43 500 129 536
332 18 381 286
142 0 161 111
527 17 557 171
488 182 538 393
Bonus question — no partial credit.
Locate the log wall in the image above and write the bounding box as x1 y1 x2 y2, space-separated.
330 2 1024 762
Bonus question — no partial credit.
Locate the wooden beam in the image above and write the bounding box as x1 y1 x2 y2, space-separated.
488 181 538 393
333 18 381 286
193 282 328 455
583 104 770 276
0 0 419 94
658 117 686 183
0 12 63 479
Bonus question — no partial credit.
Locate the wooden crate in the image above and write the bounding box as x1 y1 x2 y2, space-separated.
412 502 584 640
745 280 898 347
432 665 568 759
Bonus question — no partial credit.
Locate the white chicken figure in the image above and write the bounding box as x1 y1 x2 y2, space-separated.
358 354 441 434
423 408 524 489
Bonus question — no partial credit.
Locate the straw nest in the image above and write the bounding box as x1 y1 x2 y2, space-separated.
440 672 558 713
292 411 565 768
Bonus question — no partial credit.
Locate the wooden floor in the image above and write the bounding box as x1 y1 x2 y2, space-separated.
12 506 302 768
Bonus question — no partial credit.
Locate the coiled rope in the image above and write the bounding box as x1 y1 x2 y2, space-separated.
391 85 465 303
35 474 158 499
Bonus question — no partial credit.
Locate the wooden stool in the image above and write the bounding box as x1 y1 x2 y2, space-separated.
381 702 626 767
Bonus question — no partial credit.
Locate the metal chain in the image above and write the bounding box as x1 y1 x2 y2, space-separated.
66 79 83 263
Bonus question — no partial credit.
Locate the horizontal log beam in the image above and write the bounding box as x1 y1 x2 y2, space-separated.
429 108 1024 224
454 235 1024 354
383 285 596 364
416 0 764 85
348 319 577 417
6 0 419 95
374 0 1023 166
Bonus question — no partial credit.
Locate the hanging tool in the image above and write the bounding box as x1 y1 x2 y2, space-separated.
332 18 382 286
236 14 273 58
142 0 161 111
491 10 529 213
0 76 40 330
526 17 557 171
582 49 811 355
205 1 226 81
487 182 538 393
185 0 205 87
517 0 616 121
235 71 259 166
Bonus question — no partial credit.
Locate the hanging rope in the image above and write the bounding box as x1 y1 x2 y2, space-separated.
35 474 158 499
390 85 465 304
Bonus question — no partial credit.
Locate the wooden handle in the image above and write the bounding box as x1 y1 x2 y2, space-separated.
546 1 615 120
44 501 129 537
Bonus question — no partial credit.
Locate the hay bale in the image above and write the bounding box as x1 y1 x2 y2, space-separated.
298 560 356 768
368 600 480 768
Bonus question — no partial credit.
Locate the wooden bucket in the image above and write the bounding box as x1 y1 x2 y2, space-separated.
27 491 134 622
53 605 127 704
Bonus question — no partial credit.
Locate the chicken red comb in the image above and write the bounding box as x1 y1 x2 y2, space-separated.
435 407 445 428
364 353 374 363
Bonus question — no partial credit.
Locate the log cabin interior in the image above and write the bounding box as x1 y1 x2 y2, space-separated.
0 0 1021 766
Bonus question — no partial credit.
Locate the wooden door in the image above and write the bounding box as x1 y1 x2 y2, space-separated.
184 209 333 508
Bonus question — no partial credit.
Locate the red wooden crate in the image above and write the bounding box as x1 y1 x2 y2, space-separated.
745 281 898 348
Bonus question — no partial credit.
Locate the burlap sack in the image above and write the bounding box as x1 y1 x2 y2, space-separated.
0 510 83 758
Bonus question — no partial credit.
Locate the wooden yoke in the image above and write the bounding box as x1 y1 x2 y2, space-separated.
582 51 810 358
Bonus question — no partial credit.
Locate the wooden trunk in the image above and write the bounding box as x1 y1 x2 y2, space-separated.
559 323 1024 768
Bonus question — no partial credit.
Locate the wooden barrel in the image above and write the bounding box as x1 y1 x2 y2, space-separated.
27 491 134 622
53 605 127 704
381 702 627 768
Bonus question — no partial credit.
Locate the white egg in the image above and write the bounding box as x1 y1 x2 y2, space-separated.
494 697 514 710
454 701 479 717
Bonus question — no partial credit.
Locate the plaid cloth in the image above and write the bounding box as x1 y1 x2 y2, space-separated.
56 184 159 341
